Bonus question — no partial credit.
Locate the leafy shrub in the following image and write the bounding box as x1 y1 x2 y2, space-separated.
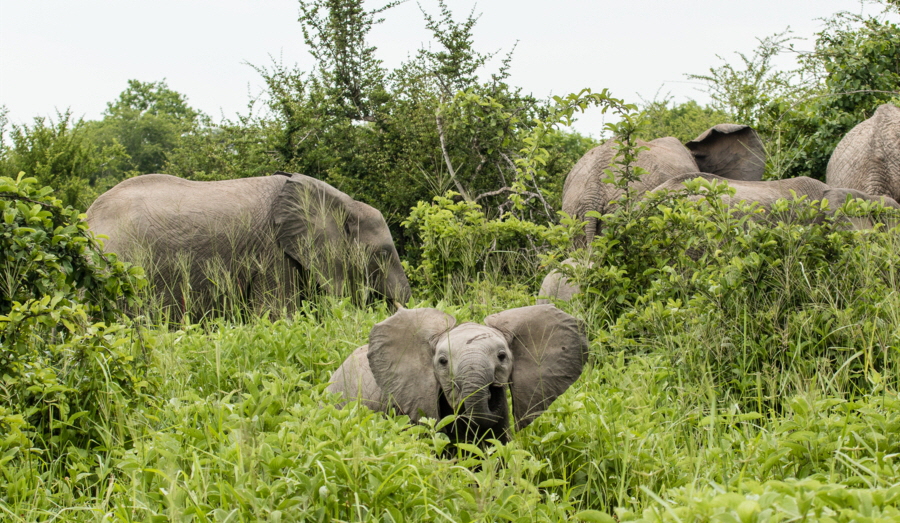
0 112 129 209
0 173 154 476
565 175 900 402
402 192 569 303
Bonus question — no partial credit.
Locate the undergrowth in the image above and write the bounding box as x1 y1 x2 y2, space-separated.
4 171 900 521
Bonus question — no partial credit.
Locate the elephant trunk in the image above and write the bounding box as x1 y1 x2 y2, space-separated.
453 363 503 427
375 253 411 307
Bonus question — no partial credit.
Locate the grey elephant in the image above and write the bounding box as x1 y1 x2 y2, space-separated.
562 124 764 245
536 258 588 305
685 124 765 181
653 173 900 227
87 172 411 317
826 104 900 201
327 305 588 444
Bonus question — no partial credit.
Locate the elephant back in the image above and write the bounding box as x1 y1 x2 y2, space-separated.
826 104 900 201
87 174 285 259
653 173 833 213
561 137 698 243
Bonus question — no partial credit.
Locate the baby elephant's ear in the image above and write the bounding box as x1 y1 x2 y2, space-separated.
367 308 456 422
485 305 588 431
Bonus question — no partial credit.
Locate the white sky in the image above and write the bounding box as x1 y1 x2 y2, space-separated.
0 0 890 137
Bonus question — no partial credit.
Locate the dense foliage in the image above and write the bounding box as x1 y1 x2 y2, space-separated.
0 174 153 478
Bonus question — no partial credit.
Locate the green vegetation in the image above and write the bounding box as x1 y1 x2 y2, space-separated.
3 0 900 521
691 2 900 179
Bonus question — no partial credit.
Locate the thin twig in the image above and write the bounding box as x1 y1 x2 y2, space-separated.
435 113 472 201
499 152 554 219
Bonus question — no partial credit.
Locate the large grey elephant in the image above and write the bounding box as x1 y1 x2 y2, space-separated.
87 172 411 317
826 104 900 201
562 124 764 245
327 305 588 444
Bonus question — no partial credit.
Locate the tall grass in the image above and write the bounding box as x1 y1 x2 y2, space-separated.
5 189 900 521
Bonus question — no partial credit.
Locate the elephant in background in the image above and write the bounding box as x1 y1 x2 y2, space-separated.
562 136 697 246
87 172 411 318
327 305 588 444
653 173 900 227
685 124 765 181
562 124 765 245
541 175 898 304
826 104 900 201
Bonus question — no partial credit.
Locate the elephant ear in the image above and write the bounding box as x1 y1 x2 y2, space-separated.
484 305 588 431
367 308 456 422
686 124 765 181
274 173 352 295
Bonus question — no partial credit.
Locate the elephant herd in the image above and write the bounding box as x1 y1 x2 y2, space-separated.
86 103 900 445
540 103 900 304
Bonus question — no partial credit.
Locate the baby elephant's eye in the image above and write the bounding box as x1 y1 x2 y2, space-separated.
498 352 507 362
438 356 448 365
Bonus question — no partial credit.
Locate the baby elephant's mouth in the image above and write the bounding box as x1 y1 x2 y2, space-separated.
469 384 505 425
487 384 505 416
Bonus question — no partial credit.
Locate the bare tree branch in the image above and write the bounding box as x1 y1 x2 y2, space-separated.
499 151 554 219
435 113 472 201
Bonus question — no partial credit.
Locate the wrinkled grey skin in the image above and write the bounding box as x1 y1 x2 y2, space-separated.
87 172 411 316
327 305 588 444
562 125 766 246
685 124 765 182
827 104 900 201
537 258 588 305
562 136 699 246
653 173 900 228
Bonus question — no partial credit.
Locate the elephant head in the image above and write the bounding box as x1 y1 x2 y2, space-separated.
328 305 588 443
826 104 900 201
685 124 765 182
273 172 411 306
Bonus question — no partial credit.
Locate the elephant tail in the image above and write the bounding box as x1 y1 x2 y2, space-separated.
584 214 598 246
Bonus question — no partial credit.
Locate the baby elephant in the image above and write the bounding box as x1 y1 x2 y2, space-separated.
327 305 588 444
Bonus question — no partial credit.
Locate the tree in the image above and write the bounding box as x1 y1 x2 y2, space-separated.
778 9 900 179
688 30 807 129
635 98 732 143
164 108 285 181
0 111 128 208
297 0 399 122
89 79 201 176
689 1 900 179
251 0 595 257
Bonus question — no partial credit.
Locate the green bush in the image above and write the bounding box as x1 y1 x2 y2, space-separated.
0 173 155 481
402 192 569 303
565 175 900 403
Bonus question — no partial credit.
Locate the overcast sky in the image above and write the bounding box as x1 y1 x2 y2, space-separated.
0 0 891 136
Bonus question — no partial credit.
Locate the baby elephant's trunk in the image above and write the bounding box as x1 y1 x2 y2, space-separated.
460 384 495 423
455 362 503 427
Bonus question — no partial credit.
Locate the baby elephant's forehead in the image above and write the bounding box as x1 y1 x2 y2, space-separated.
438 323 503 349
